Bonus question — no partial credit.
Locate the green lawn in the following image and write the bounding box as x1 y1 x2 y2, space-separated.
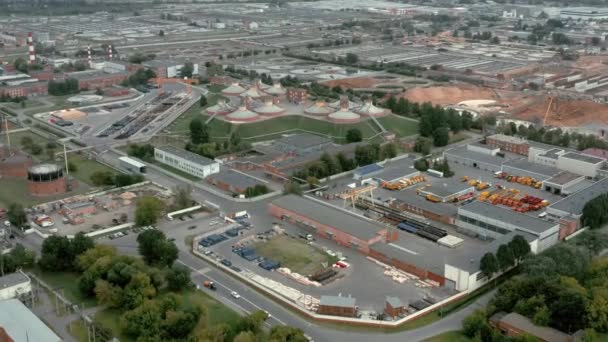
423 331 473 342
253 235 337 275
4 130 50 152
33 269 98 307
0 178 89 208
376 114 419 138
68 319 89 342
67 153 121 186
166 94 227 134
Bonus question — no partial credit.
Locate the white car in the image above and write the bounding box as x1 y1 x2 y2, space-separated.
264 310 271 319
230 291 241 299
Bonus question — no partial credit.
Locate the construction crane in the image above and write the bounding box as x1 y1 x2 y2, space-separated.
542 95 554 126
149 77 196 95
339 185 376 209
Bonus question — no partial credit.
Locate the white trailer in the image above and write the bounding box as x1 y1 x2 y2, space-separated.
119 156 147 174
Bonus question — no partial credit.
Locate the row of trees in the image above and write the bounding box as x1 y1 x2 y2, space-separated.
477 231 608 336
90 171 144 188
127 143 155 161
48 78 79 96
292 143 398 182
479 235 531 280
385 96 478 148
122 69 156 88
497 121 608 151
244 184 270 198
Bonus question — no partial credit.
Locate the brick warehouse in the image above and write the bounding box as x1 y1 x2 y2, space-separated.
268 195 389 254
486 134 529 155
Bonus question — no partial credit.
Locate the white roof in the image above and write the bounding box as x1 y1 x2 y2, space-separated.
329 109 360 120
0 299 61 342
254 101 285 115
305 101 335 115
227 107 259 120
222 83 246 95
263 83 286 95
241 87 263 98
356 101 387 116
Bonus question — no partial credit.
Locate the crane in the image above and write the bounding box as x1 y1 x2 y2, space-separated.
149 77 196 95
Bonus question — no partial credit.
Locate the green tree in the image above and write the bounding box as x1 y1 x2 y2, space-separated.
165 265 193 292
480 252 499 279
345 128 363 143
7 203 27 228
135 196 165 227
413 136 432 155
90 171 115 186
179 62 194 78
173 186 194 210
234 331 256 342
320 153 339 175
283 181 303 195
39 235 74 271
533 305 551 326
137 229 178 267
414 158 429 171
432 126 450 147
345 53 359 64
268 325 307 341
462 309 488 338
71 232 95 261
199 94 207 107
381 143 398 159
76 244 117 272
189 118 210 145
496 244 515 271
509 235 531 263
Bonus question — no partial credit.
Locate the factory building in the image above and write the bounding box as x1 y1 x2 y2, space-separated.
556 152 604 178
0 81 48 97
154 145 220 179
443 144 515 172
486 134 529 155
456 201 560 252
66 70 129 90
268 195 389 254
142 60 199 78
0 271 31 301
205 169 267 195
417 181 475 203
547 177 608 231
0 299 62 342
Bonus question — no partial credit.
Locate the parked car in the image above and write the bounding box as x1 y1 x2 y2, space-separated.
221 259 232 267
230 291 241 299
188 225 196 230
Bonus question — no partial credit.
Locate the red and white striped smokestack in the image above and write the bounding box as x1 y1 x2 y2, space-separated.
27 32 36 65
108 45 113 60
87 45 92 66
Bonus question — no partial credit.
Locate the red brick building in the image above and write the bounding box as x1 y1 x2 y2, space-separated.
318 295 357 318
384 297 406 318
67 71 129 90
486 134 529 155
0 81 48 97
268 195 388 254
0 151 32 178
286 88 307 104
490 312 574 342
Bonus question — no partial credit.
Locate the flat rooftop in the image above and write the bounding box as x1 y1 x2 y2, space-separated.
422 180 473 198
155 145 216 166
371 159 417 182
488 134 527 144
206 168 264 189
0 299 61 342
444 144 516 167
544 171 584 186
0 272 29 290
560 152 605 165
459 201 558 235
371 229 536 273
388 188 459 217
271 195 386 241
320 295 356 308
538 148 563 160
67 70 127 80
549 178 608 215
502 158 560 179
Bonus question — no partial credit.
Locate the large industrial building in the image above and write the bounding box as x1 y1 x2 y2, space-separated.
268 195 390 254
0 271 31 301
0 299 61 342
154 145 220 179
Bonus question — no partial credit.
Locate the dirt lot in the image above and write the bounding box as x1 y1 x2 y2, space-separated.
510 95 608 127
402 84 499 106
323 77 378 89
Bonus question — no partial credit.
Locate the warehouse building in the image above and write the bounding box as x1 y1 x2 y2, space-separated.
154 145 220 178
0 299 61 342
388 189 459 225
501 158 559 181
67 70 129 90
547 177 608 234
205 169 267 195
486 134 529 155
0 271 31 301
417 180 475 203
490 312 574 342
556 152 605 178
268 195 389 254
143 59 199 78
456 201 560 252
318 295 357 317
443 144 516 172
542 171 586 195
